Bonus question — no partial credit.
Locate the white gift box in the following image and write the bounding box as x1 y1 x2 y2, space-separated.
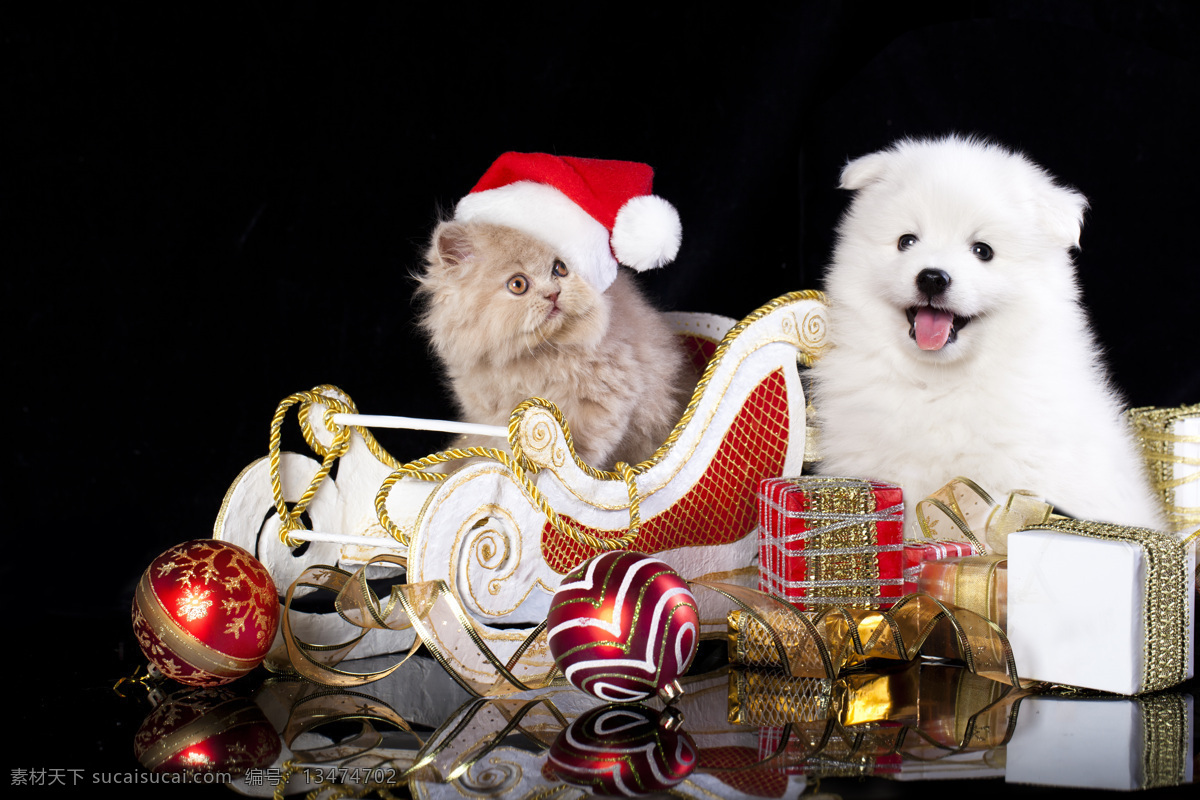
1006 694 1194 790
1007 520 1195 695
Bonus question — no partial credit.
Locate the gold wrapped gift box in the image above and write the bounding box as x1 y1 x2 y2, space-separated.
1129 402 1200 533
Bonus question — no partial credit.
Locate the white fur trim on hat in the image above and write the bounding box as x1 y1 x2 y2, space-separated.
454 181 618 291
611 195 683 272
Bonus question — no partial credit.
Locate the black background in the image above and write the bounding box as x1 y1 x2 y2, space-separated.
6 2 1199 794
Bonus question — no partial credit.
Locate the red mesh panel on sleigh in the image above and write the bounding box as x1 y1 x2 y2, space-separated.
541 367 790 572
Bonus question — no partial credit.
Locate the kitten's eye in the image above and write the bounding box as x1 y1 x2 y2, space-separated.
507 275 529 295
552 259 568 278
971 242 994 262
898 234 918 251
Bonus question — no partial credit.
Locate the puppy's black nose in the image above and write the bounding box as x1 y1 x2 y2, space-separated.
916 268 951 297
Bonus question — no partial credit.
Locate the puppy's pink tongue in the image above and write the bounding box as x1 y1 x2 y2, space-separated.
914 307 954 350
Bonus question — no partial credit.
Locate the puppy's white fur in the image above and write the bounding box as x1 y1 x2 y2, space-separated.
811 136 1164 535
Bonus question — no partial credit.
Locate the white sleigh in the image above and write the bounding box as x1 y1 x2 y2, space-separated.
214 291 827 671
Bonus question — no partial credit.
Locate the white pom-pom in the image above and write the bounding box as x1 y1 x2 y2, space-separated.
611 195 682 271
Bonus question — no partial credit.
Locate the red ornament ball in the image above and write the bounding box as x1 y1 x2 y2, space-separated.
547 704 697 795
132 539 279 686
134 688 281 776
546 551 699 702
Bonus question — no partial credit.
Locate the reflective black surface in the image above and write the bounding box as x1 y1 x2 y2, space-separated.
14 610 1197 798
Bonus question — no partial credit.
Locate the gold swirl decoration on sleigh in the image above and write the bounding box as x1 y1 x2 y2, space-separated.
214 291 828 669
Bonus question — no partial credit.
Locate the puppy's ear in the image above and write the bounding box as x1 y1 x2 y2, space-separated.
1037 184 1088 249
839 152 892 190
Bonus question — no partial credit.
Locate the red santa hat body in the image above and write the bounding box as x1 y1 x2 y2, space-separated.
453 152 682 291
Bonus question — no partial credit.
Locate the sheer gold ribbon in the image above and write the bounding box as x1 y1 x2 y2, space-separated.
942 555 1008 628
719 585 1022 687
275 552 1021 696
915 476 1057 555
278 554 563 694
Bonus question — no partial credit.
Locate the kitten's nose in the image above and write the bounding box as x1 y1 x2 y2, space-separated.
546 291 560 303
916 268 951 298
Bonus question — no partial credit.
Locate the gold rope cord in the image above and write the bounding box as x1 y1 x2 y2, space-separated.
268 388 355 547
267 292 826 553
372 444 642 551
1129 403 1200 530
267 386 642 552
506 290 827 478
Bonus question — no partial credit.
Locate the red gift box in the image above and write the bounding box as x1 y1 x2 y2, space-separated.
758 476 905 610
901 541 978 595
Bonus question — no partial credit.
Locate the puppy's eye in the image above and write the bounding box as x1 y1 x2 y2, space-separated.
898 234 918 251
507 275 529 295
971 242 994 262
552 259 568 278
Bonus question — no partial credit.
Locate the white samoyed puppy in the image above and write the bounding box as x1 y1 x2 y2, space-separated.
811 135 1164 535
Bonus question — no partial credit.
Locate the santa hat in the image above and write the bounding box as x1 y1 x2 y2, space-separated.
453 152 682 291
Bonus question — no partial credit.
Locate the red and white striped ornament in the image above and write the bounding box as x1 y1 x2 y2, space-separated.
546 551 699 702
548 704 697 793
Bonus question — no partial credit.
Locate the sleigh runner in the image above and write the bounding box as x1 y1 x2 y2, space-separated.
213 291 827 667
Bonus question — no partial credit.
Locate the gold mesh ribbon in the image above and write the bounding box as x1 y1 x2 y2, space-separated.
1129 403 1200 532
719 585 1021 687
729 663 1029 752
915 477 1057 555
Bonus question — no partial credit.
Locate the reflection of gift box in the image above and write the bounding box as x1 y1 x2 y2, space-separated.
1007 693 1194 790
913 664 1014 750
1129 403 1200 534
892 751 1006 781
902 541 977 594
728 665 916 728
917 555 1007 629
758 476 904 610
737 663 1013 780
1008 519 1196 695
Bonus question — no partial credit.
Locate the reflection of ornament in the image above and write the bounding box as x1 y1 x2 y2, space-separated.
132 539 279 686
548 704 697 795
547 551 699 702
133 688 281 776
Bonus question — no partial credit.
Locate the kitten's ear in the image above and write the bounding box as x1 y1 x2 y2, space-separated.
430 221 476 269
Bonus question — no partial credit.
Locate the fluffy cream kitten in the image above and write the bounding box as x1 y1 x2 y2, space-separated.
415 220 692 470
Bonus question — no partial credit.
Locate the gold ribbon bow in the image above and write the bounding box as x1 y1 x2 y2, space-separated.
915 477 1058 555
